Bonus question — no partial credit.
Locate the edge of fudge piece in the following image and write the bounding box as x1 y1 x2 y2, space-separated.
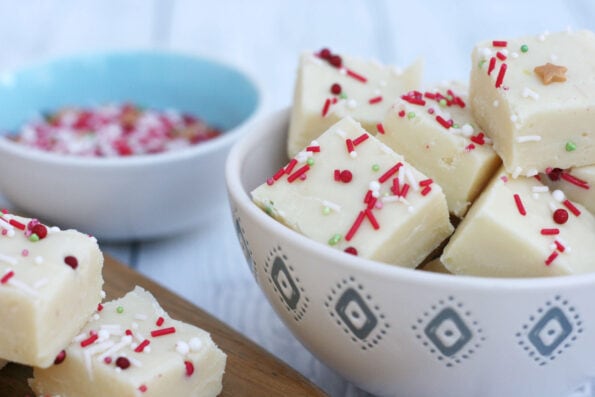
541 166 595 215
441 168 595 277
253 116 453 269
380 82 501 217
0 214 104 368
470 30 595 176
30 286 226 397
287 49 422 157
0 359 6 370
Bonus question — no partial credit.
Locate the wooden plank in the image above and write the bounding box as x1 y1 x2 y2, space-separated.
0 255 326 396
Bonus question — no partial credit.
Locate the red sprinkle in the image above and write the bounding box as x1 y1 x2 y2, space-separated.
139 385 148 393
554 240 566 253
400 183 410 198
420 186 432 196
436 115 451 129
329 55 342 68
419 179 433 187
376 123 385 134
334 169 341 181
495 63 507 88
563 199 581 217
331 83 342 95
344 247 358 255
346 68 367 83
496 51 507 61
545 251 559 266
340 170 353 183
8 219 25 230
492 40 507 47
553 208 569 224
346 138 355 154
513 194 526 216
561 172 590 190
151 327 176 337
285 159 298 175
368 96 383 105
364 209 380 230
352 133 369 146
345 211 366 241
321 98 331 117
487 57 496 75
156 316 165 327
398 110 406 118
185 360 195 377
287 165 310 183
32 224 48 239
470 133 485 145
134 339 151 353
116 356 131 370
541 228 560 235
80 333 99 347
54 350 67 365
306 145 320 152
272 167 286 181
64 256 79 270
401 95 425 106
378 162 402 183
97 303 104 312
1 270 14 284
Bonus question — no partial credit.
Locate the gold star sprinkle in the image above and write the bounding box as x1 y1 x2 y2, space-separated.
534 63 567 85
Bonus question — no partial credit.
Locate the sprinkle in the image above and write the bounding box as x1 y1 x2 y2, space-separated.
346 138 355 154
552 189 565 202
29 234 39 242
54 350 67 365
541 228 560 235
565 141 577 152
116 356 131 370
134 339 151 353
378 162 402 183
321 98 331 117
419 178 433 187
496 51 507 61
344 247 358 255
487 57 496 75
368 96 383 104
401 94 425 106
8 219 25 230
352 133 369 146
345 211 366 241
97 303 104 312
376 123 385 134
340 170 353 183
64 255 79 270
553 208 569 224
521 44 529 53
522 87 540 100
407 112 416 119
495 63 507 88
306 157 315 166
176 341 190 355
545 251 558 266
287 165 310 183
420 186 432 196
306 145 320 153
470 133 486 145
364 209 379 230
139 385 148 393
189 337 203 351
493 40 507 47
532 186 549 193
80 333 99 347
322 200 341 213
185 360 195 377
554 240 566 253
346 68 367 83
435 115 451 129
516 135 542 143
513 194 526 216
328 233 342 246
116 306 125 314
0 253 17 266
372 164 380 172
331 83 342 95
560 172 589 189
1 270 14 284
563 199 581 216
151 327 176 337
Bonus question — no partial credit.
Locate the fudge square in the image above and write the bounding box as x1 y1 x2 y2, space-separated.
252 117 453 269
441 168 595 277
541 165 595 215
469 30 595 177
287 48 422 157
0 213 103 368
30 286 226 397
380 82 501 217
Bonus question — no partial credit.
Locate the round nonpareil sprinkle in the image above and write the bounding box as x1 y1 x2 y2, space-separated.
553 208 569 224
116 306 124 314
521 44 529 53
565 141 577 152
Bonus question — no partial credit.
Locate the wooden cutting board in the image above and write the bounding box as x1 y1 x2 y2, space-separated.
0 255 327 396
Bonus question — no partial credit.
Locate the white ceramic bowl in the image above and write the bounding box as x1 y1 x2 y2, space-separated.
226 108 595 397
0 51 260 240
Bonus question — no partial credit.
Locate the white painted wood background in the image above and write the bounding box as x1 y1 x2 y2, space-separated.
0 1 594 395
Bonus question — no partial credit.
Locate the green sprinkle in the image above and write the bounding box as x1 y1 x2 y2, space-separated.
520 44 529 53
265 205 274 216
479 59 486 68
307 157 315 166
407 112 416 119
446 95 453 101
116 306 124 314
328 234 342 246
439 99 447 107
29 234 39 242
339 93 348 99
322 206 331 215
372 164 380 172
565 141 577 152
453 123 460 129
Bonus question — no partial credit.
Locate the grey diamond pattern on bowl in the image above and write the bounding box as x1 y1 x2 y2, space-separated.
325 276 389 351
264 245 309 321
516 295 583 366
233 212 256 279
412 296 484 367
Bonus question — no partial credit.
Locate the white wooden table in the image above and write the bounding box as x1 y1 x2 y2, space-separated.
0 1 594 395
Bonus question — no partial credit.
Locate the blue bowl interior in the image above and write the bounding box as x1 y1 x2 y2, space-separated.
0 51 259 134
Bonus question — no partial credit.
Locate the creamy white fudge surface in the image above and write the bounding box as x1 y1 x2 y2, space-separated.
252 117 453 269
287 48 422 157
541 165 595 215
441 168 595 277
0 213 103 368
380 82 501 217
30 286 226 397
470 30 595 176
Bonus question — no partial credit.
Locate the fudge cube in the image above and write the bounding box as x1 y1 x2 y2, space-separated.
470 30 595 176
30 286 226 397
0 214 103 368
252 117 453 269
288 48 422 157
380 82 501 217
441 168 595 277
541 166 595 215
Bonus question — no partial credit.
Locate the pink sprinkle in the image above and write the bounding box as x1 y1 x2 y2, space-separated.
139 385 148 393
500 175 509 183
1 270 14 284
376 123 385 134
21 249 29 257
368 96 383 104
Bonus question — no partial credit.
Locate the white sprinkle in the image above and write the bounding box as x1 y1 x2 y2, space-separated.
493 100 499 107
74 332 89 343
349 151 358 159
92 313 100 321
549 202 559 212
522 87 540 100
34 256 43 265
532 186 549 193
100 324 122 333
176 341 190 355
97 329 111 341
526 169 538 177
516 135 542 143
33 278 48 289
310 140 319 147
461 124 474 137
322 200 341 213
0 218 14 231
8 278 39 297
128 356 142 368
347 99 358 109
405 167 418 191
6 229 14 238
381 196 400 203
481 47 492 58
408 206 415 213
373 88 382 96
552 189 565 202
334 129 347 138
134 313 148 321
339 67 347 76
48 226 61 233
532 193 540 200
369 181 381 191
550 54 558 62
84 350 94 380
511 52 519 59
512 167 523 179
189 337 203 352
379 142 393 154
0 253 17 266
99 335 132 361
100 290 107 299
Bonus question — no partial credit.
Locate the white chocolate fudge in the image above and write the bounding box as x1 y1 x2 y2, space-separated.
252 117 453 269
31 286 226 397
380 82 501 217
419 258 452 275
0 359 6 370
470 30 595 176
287 48 422 157
541 166 595 215
0 213 103 368
441 168 595 277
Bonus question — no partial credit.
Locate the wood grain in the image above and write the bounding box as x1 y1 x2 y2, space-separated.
0 255 326 397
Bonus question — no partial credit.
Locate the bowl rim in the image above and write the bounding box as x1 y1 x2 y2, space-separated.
226 107 595 291
0 49 263 167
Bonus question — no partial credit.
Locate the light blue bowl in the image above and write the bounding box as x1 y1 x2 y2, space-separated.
0 51 261 240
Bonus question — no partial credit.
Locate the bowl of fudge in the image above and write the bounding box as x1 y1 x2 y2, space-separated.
226 30 595 397
0 51 260 240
